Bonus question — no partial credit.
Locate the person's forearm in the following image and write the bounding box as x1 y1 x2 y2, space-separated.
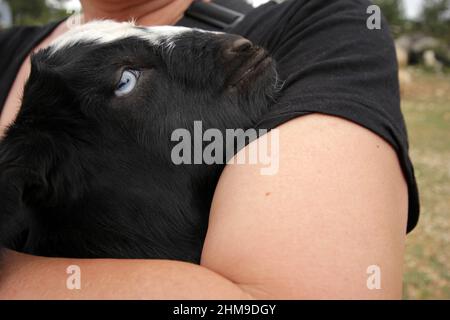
0 250 253 299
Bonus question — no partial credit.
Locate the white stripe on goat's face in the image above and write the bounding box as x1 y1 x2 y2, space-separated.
39 19 276 105
50 20 195 53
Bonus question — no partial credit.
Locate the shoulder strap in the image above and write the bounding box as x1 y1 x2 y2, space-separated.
184 1 248 31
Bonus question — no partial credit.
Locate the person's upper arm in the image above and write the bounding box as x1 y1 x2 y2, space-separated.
201 114 408 299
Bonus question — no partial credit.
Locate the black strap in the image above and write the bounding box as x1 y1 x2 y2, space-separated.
185 1 246 31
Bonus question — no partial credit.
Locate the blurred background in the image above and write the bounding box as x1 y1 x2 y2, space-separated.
0 0 449 300
373 0 450 300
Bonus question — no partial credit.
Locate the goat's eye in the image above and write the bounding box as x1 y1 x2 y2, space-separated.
115 70 140 97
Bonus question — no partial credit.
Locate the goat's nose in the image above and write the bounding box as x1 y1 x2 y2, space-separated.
230 38 253 53
223 36 254 60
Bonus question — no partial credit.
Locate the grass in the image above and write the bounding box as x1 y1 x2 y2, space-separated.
401 69 450 299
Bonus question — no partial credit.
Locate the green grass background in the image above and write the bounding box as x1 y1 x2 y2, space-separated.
401 69 450 299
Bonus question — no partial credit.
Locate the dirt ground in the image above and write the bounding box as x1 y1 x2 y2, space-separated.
400 69 450 299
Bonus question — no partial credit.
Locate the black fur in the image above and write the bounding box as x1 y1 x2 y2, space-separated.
0 28 277 263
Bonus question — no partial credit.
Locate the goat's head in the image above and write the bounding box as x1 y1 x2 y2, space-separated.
0 21 278 259
33 20 277 128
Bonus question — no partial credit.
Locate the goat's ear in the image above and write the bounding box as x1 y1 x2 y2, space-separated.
0 147 48 248
0 169 32 247
23 52 79 119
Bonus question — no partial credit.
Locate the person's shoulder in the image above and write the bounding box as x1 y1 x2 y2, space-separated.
0 25 42 46
0 21 63 78
232 0 388 46
0 21 62 55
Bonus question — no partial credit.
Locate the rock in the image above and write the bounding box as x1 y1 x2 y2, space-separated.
399 69 412 86
396 44 409 69
423 50 443 71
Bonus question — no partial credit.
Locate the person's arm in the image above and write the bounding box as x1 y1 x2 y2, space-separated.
0 114 408 299
201 114 408 299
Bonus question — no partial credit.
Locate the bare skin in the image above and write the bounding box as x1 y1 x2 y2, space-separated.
0 0 408 299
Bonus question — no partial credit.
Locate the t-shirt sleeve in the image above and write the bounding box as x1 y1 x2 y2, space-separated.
230 0 420 233
0 26 38 72
0 22 62 113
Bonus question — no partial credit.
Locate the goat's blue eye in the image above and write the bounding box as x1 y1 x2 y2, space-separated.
115 70 140 97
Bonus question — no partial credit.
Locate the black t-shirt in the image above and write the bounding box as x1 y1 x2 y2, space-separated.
0 0 419 232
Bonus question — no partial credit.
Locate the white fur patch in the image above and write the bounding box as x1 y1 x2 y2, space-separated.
49 20 194 53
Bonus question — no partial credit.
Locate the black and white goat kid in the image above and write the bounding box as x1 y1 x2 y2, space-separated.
0 21 278 263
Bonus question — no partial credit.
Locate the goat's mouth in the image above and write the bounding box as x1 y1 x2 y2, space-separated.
228 48 273 87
